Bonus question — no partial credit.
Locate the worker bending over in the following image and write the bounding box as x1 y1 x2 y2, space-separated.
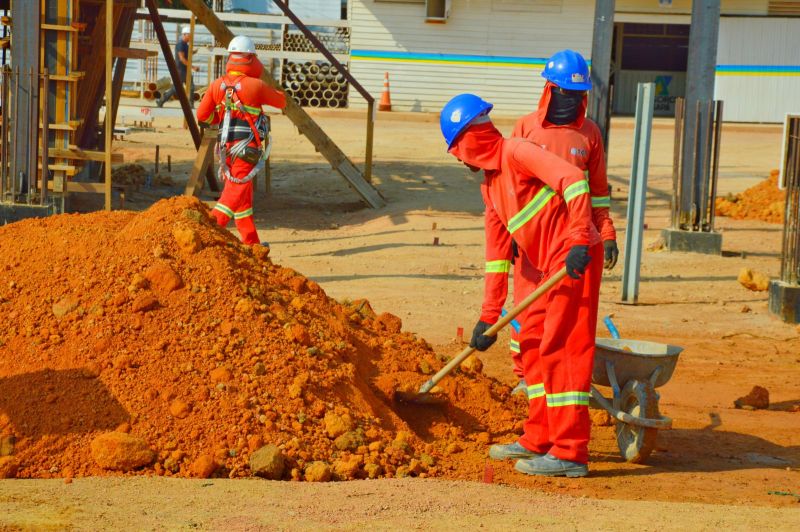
197 35 286 245
441 94 602 478
474 50 617 395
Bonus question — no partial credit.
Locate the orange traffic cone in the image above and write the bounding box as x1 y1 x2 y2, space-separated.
378 72 392 112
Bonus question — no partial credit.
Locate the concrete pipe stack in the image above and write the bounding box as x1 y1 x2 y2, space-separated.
281 61 349 108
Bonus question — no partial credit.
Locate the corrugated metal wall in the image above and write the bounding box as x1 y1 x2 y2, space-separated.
715 17 800 123
348 0 594 115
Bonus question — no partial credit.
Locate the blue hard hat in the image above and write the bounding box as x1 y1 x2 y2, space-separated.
440 93 493 149
542 50 592 91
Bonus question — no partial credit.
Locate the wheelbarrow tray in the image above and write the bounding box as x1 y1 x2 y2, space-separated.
593 338 682 389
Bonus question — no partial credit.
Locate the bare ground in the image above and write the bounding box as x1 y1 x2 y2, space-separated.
1 109 798 528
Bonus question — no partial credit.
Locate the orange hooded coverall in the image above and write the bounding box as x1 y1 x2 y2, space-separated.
453 121 603 465
483 81 616 378
197 54 286 244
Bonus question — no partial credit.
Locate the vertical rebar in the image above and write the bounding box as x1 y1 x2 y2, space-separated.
707 100 723 232
697 100 714 230
10 66 18 201
689 101 701 229
1 67 8 200
27 66 37 202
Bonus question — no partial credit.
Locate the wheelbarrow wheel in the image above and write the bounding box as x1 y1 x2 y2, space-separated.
615 379 659 463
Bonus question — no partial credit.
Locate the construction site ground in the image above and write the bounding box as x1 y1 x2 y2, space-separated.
2 109 799 530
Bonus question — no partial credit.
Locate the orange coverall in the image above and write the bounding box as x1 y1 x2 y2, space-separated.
453 121 602 464
197 54 286 244
483 81 616 378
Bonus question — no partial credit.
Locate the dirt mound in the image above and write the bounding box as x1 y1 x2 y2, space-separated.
715 172 786 224
0 197 524 480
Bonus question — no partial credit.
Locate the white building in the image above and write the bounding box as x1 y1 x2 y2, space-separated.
347 0 800 122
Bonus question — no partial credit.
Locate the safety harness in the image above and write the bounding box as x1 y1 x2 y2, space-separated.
217 76 271 184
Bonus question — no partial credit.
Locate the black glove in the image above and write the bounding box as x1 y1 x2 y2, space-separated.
470 320 497 351
565 245 591 279
603 240 619 270
510 239 519 265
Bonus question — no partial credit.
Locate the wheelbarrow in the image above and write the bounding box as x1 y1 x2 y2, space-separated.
590 338 683 464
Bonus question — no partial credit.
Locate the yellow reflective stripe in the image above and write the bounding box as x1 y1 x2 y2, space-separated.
546 391 591 407
485 259 511 273
234 208 254 219
228 71 245 77
563 180 590 203
214 203 235 218
591 196 611 208
507 186 556 234
200 114 215 126
526 383 545 400
509 339 520 353
241 103 262 115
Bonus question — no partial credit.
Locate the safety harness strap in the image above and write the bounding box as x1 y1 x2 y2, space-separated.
217 76 270 184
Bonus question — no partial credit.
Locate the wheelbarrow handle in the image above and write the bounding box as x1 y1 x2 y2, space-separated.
418 267 568 394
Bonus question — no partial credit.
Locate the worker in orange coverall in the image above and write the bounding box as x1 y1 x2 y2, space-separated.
473 50 617 396
441 93 602 478
196 35 286 245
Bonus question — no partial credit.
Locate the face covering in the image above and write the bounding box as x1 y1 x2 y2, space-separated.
448 122 504 172
546 87 584 125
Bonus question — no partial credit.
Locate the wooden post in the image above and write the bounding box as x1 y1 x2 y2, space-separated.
104 0 113 211
365 102 374 183
155 144 160 174
184 14 195 130
184 129 217 197
168 154 172 172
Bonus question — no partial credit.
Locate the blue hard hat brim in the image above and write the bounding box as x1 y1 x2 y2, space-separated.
541 71 593 91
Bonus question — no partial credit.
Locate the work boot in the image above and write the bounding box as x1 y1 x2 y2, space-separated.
488 441 544 461
511 379 526 396
514 454 588 478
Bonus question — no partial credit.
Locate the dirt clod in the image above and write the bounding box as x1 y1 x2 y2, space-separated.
324 412 354 439
143 262 183 294
737 268 770 292
249 444 285 480
53 296 79 318
304 461 332 482
189 455 218 478
90 433 155 471
734 385 770 410
0 456 19 478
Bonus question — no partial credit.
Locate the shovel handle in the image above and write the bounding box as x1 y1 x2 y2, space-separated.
418 267 568 394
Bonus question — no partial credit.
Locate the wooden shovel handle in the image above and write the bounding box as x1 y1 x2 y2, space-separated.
418 267 568 394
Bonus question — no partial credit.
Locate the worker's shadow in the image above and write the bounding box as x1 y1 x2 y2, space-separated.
590 411 800 476
0 368 129 438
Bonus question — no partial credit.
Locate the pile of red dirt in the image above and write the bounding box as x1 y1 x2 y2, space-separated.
715 172 786 224
0 197 524 481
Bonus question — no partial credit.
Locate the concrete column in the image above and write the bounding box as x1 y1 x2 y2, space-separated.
588 0 615 151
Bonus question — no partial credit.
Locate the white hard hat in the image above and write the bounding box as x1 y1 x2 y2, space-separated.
228 35 256 54
181 25 191 35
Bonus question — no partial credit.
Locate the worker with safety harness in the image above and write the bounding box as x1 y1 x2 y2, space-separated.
441 93 603 478
474 50 617 399
196 35 286 245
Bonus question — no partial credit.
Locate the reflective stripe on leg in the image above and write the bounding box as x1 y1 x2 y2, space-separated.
234 208 253 219
545 391 591 407
526 382 545 400
214 203 235 218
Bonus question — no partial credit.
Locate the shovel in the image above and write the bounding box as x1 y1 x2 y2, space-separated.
395 267 568 405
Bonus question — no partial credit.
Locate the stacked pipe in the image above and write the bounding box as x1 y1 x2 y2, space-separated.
281 61 349 108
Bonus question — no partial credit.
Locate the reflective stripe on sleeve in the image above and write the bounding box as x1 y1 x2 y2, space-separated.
509 339 520 353
546 391 591 407
485 259 511 273
563 180 590 203
591 196 611 208
507 186 556 234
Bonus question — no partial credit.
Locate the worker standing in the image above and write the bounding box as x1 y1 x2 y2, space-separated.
441 94 603 478
474 49 618 394
196 35 286 245
157 25 199 108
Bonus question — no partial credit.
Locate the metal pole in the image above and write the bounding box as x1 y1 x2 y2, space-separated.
105 0 113 211
27 66 36 202
697 100 714 230
184 14 196 129
671 97 684 228
41 69 49 205
588 0 615 151
679 0 721 225
621 83 655 304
